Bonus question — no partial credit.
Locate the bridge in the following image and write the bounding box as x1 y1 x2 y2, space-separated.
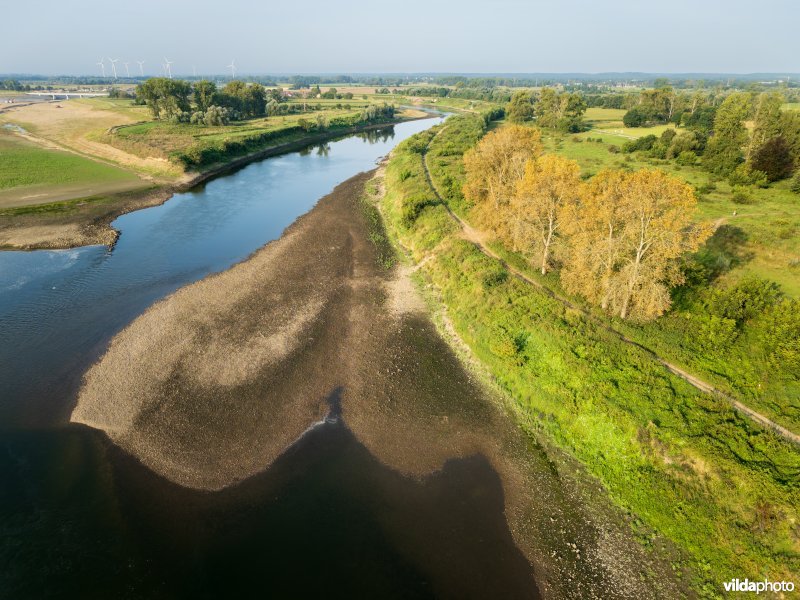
23 91 109 100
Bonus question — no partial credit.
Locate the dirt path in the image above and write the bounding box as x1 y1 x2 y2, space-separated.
421 128 800 447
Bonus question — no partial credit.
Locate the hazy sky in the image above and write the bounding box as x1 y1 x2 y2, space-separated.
2 0 798 75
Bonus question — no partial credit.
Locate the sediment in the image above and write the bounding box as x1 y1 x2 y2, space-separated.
72 169 692 599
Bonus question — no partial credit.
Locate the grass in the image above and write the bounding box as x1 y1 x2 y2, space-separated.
380 116 799 598
0 131 140 207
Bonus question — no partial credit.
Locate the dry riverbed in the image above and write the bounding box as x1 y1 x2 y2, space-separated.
72 170 692 599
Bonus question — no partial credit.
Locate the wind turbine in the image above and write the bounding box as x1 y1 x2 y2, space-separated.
108 57 119 79
192 65 197 78
123 62 131 78
136 60 145 76
227 59 236 79
97 58 106 78
163 57 173 79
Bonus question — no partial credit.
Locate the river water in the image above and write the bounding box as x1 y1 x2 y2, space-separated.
0 117 543 598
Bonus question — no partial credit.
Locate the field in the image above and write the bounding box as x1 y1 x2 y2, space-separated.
0 98 181 180
105 105 421 167
0 130 145 208
379 117 799 596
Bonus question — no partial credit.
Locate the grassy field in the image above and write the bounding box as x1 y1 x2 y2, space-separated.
0 130 144 208
380 117 799 597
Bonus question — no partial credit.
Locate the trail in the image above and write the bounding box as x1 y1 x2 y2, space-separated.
420 125 800 447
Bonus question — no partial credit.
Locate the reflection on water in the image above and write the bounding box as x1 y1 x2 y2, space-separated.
0 393 538 599
0 118 439 427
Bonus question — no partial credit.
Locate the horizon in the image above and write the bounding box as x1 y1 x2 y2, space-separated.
3 0 798 75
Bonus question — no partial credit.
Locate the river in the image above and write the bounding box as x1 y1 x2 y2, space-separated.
0 116 550 598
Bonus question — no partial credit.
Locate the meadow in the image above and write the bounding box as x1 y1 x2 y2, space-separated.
379 114 799 597
0 131 142 207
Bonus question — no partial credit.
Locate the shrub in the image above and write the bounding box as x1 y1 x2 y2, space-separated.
622 135 657 153
791 172 800 194
401 192 437 227
731 189 754 204
729 164 768 188
481 267 509 289
676 151 698 166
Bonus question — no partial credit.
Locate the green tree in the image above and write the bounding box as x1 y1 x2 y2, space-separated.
703 93 752 176
750 136 795 181
506 90 535 123
136 78 191 120
193 80 218 112
748 92 784 162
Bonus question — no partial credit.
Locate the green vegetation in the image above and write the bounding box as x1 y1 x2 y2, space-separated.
0 132 138 204
380 114 799 597
103 77 403 170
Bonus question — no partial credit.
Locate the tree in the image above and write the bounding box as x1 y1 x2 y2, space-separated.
136 77 191 120
703 92 751 176
193 80 218 112
611 170 711 320
220 81 266 118
623 107 652 127
535 88 586 130
506 90 535 123
535 88 559 128
509 155 582 274
779 110 800 168
750 136 795 181
463 126 543 236
748 92 783 162
561 170 631 309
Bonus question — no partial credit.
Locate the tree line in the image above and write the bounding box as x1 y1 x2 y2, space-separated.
615 90 800 187
464 126 711 320
505 89 587 132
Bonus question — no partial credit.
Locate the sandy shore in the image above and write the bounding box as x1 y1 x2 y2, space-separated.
72 170 692 599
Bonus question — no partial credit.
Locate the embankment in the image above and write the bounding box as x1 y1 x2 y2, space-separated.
379 118 799 594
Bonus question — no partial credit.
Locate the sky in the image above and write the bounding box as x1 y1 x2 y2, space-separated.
2 0 798 75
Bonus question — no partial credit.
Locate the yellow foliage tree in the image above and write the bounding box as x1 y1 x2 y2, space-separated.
564 169 711 320
509 155 582 275
561 169 631 310
463 125 542 237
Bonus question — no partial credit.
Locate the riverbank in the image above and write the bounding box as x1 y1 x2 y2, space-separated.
0 118 427 250
380 119 799 594
72 166 692 598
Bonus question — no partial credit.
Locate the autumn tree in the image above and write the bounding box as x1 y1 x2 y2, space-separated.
561 170 631 309
509 155 582 274
463 125 542 236
610 170 711 320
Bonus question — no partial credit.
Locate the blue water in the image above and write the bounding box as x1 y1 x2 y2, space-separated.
0 119 442 425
